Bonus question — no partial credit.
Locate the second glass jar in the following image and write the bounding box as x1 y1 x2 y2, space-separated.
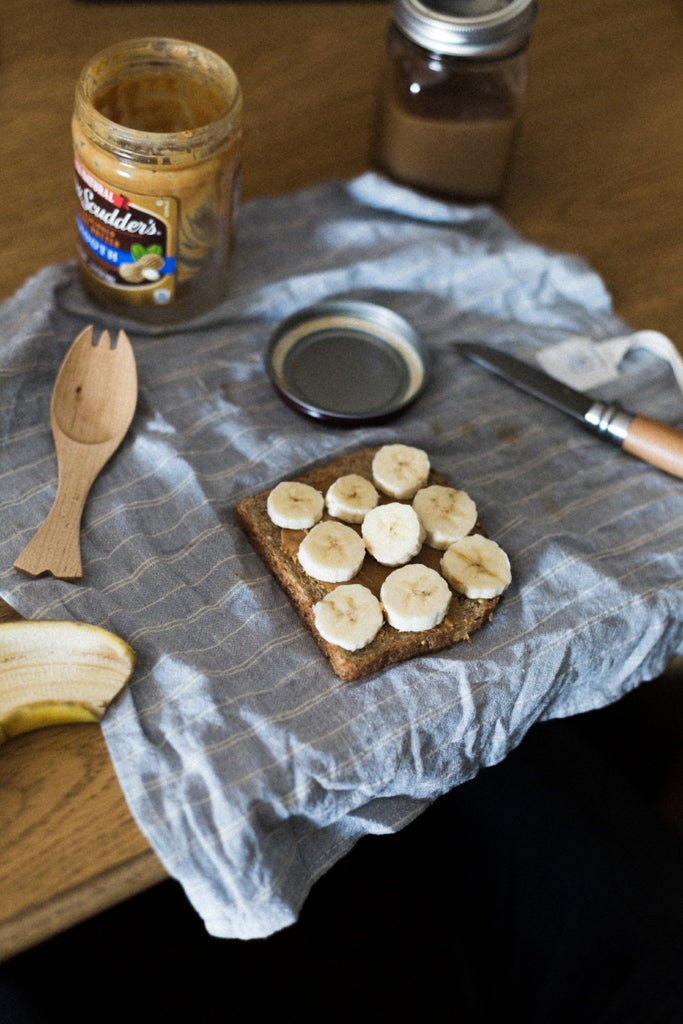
374 0 537 199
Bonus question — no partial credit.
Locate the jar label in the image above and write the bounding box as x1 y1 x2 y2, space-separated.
74 157 177 305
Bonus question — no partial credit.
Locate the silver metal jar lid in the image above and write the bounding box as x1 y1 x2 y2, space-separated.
393 0 538 57
266 299 429 426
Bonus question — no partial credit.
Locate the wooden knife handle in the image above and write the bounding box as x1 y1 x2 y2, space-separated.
622 415 683 480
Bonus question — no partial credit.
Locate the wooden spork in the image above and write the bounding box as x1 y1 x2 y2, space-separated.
14 325 138 581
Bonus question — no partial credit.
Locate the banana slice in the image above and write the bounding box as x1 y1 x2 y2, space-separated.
361 502 425 567
372 444 430 500
298 520 366 582
380 564 452 632
412 485 478 550
441 534 512 599
313 583 384 651
0 620 136 744
325 474 379 524
267 481 324 530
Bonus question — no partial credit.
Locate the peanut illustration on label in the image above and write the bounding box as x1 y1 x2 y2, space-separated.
119 244 166 283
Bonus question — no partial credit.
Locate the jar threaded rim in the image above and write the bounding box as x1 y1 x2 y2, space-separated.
392 0 538 57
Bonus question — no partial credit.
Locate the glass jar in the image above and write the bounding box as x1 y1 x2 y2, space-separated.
72 37 242 324
374 0 537 199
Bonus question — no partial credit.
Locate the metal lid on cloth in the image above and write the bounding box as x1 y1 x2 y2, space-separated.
393 0 538 57
266 299 429 426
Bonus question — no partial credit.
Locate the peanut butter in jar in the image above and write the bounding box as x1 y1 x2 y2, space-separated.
72 38 242 324
374 0 537 199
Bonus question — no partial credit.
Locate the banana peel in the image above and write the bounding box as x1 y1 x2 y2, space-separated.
0 619 136 744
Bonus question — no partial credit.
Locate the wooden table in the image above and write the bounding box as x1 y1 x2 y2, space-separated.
1 0 681 962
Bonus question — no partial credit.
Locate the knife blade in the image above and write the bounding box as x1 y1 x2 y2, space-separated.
456 342 683 481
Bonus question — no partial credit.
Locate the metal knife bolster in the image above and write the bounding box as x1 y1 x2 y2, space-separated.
584 401 633 445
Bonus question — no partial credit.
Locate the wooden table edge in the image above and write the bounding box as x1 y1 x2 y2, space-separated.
0 847 167 964
0 597 167 960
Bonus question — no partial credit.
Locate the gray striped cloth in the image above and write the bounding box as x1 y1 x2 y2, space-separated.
1 174 682 938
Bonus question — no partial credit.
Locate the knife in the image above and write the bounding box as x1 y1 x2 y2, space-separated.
457 342 683 481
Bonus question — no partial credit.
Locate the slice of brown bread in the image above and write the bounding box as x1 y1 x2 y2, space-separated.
236 446 503 682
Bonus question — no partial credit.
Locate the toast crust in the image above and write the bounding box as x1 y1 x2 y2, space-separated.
236 447 502 681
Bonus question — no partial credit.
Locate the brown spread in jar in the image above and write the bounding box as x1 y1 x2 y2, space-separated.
373 1 536 199
93 70 228 133
376 98 517 198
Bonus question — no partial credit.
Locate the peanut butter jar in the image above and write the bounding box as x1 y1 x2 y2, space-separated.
73 38 242 324
374 0 537 199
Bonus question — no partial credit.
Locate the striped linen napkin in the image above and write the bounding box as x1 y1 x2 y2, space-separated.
1 174 681 938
